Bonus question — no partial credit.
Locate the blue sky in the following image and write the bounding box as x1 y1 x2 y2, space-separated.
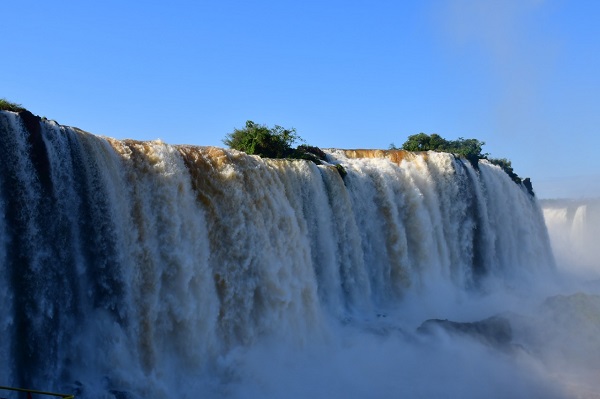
2 0 599 198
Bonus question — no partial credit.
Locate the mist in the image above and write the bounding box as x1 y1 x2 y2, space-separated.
2 112 599 398
201 273 597 399
206 199 600 399
542 198 600 279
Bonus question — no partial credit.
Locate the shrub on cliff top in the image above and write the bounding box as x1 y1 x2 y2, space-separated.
0 98 26 112
399 132 529 192
223 120 303 158
224 121 344 176
487 157 522 185
401 133 488 163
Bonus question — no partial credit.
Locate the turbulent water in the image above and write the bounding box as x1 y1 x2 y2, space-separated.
1 110 593 398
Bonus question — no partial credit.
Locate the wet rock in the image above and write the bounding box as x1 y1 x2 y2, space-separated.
417 315 513 349
522 177 534 197
17 110 53 194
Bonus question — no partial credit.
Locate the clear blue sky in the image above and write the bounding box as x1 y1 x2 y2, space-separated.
2 0 599 198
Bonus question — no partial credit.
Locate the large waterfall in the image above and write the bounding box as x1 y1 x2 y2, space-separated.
0 110 580 398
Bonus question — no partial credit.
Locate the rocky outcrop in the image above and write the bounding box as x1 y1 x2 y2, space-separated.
417 316 513 349
342 149 416 165
522 177 534 197
16 110 53 194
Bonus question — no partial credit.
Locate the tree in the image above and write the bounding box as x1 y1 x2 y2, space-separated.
401 133 437 152
449 137 489 163
223 120 302 158
400 132 528 191
488 157 520 184
223 120 344 176
0 98 25 112
401 133 487 163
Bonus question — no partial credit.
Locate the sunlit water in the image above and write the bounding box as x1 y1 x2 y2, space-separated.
0 111 597 398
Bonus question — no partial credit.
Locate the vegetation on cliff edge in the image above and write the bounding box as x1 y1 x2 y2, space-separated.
391 132 529 192
1 105 528 193
223 120 347 178
0 98 26 113
223 120 330 164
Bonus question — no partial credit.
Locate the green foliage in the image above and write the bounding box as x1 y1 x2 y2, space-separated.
401 133 488 163
223 121 346 180
451 138 489 161
224 125 529 193
487 157 512 171
335 164 347 179
223 120 302 158
0 98 25 112
291 144 328 164
224 121 332 165
400 132 528 191
488 157 521 185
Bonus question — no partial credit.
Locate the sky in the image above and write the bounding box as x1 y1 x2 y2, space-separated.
1 0 599 199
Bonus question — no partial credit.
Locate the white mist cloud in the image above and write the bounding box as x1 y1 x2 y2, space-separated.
542 199 600 278
436 0 553 131
431 0 568 186
200 238 600 399
217 325 566 399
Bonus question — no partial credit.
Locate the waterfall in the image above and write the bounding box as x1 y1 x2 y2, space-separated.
0 111 557 398
542 199 600 278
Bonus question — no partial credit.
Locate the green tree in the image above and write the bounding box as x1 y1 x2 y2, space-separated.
449 137 489 163
223 121 345 177
401 133 487 162
488 157 521 184
0 98 25 112
400 132 528 191
401 133 437 151
223 120 302 158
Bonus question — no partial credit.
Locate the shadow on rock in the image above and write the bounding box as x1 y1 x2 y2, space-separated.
417 315 513 351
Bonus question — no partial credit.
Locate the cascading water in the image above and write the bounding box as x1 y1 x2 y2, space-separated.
0 110 567 398
542 199 600 279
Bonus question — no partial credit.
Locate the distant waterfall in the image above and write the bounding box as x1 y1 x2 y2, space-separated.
0 111 555 398
542 199 600 277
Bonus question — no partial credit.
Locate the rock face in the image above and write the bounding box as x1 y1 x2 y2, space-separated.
522 177 534 197
18 110 53 193
417 293 600 373
297 145 327 161
417 316 513 349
